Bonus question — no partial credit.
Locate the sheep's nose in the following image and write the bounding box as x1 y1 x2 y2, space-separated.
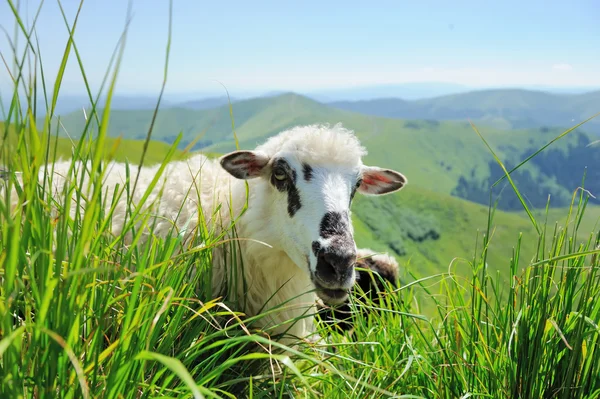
315 248 357 287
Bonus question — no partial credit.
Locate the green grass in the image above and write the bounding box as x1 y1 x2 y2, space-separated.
351 185 540 279
2 1 600 398
525 205 600 240
0 121 189 165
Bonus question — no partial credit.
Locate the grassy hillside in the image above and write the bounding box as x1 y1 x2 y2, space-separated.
452 128 600 210
46 92 599 212
45 93 360 147
0 122 189 166
351 184 540 282
525 204 600 239
329 88 600 132
199 95 596 209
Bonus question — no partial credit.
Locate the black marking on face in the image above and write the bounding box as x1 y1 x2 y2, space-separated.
287 183 301 217
312 241 321 256
302 163 313 182
320 211 349 239
270 158 302 218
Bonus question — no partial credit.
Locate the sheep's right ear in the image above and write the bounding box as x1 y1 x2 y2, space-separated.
220 150 270 179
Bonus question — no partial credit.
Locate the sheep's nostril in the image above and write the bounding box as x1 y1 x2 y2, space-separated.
317 251 338 282
316 250 357 284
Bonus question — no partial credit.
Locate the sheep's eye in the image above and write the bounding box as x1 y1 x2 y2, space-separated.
273 168 287 181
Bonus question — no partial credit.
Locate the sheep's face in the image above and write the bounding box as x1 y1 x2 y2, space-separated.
220 149 406 304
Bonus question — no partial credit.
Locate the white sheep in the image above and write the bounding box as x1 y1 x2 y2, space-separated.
2 123 407 344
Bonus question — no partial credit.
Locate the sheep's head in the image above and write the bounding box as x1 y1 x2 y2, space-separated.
219 124 406 304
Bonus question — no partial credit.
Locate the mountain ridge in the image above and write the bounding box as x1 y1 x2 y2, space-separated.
9 86 599 125
329 88 600 132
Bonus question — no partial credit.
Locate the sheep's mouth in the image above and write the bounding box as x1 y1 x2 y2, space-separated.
313 280 349 305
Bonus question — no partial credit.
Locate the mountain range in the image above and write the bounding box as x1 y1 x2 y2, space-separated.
5 85 599 126
329 88 600 132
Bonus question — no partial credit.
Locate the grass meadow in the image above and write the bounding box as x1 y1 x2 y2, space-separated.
1 1 600 398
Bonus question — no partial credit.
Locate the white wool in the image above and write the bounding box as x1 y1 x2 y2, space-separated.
357 248 399 270
255 123 368 167
1 123 398 345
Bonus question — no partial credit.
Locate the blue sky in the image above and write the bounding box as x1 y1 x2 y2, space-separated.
0 0 599 97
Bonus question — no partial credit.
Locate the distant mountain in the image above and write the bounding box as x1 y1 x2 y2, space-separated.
0 95 175 118
328 88 600 133
6 83 598 117
523 85 600 94
305 82 470 102
177 96 237 110
45 92 348 148
304 83 600 102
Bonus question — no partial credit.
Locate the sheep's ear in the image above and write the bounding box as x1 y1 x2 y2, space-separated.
220 150 270 179
358 166 406 195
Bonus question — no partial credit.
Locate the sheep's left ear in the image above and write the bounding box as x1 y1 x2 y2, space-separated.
220 150 270 179
357 166 407 195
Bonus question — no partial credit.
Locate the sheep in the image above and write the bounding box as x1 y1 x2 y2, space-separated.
1 123 407 345
317 248 400 334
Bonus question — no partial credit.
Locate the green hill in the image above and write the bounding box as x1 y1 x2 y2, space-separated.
0 122 188 166
329 88 600 133
200 94 598 211
526 205 600 240
350 184 541 280
45 93 359 148
48 92 600 212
